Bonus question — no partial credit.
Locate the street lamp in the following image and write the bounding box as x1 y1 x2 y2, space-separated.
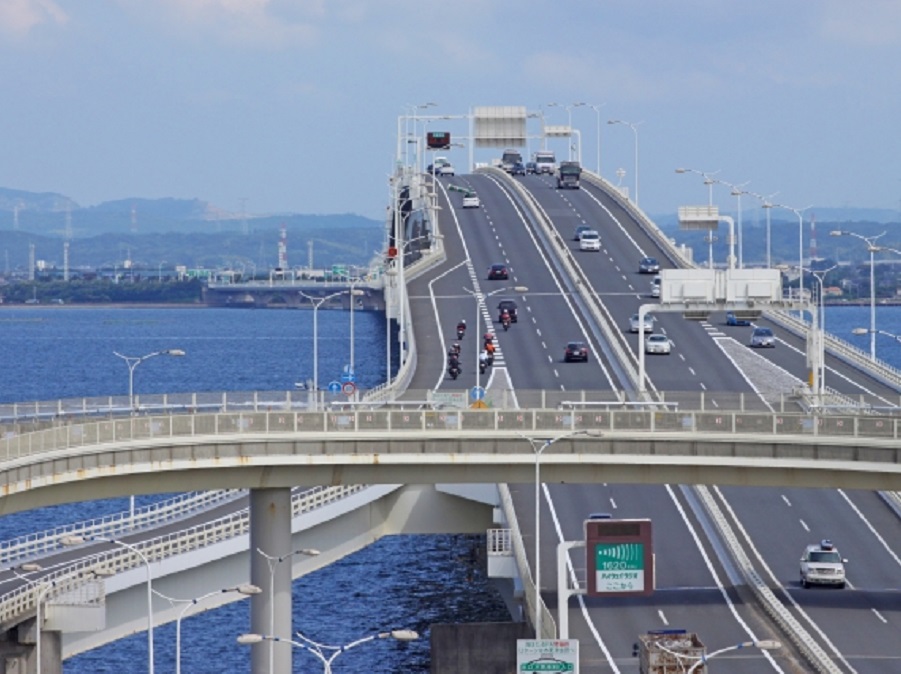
608 119 642 207
774 203 811 301
830 229 887 361
585 103 606 175
237 629 419 673
461 285 528 390
724 181 751 268
298 290 349 398
113 348 186 413
61 535 156 674
750 191 779 269
517 429 601 639
675 167 720 268
34 568 112 674
686 639 781 672
153 584 261 674
256 546 321 674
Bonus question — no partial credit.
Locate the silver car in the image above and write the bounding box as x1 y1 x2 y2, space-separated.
629 313 655 333
644 333 672 355
749 326 776 348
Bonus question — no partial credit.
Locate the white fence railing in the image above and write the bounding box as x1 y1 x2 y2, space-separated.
0 485 365 630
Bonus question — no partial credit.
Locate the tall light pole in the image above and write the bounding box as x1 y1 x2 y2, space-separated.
608 119 642 207
775 203 811 300
517 429 600 639
752 191 779 268
675 167 720 268
255 546 321 674
586 103 606 175
724 181 751 268
113 348 186 413
298 290 349 399
238 629 419 673
830 229 886 361
61 535 156 674
153 584 261 674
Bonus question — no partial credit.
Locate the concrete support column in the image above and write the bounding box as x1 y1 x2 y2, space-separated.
249 488 293 674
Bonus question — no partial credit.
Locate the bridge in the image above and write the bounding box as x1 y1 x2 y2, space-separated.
3 110 901 673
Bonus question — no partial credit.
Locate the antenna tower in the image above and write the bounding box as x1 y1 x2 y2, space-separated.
131 205 138 233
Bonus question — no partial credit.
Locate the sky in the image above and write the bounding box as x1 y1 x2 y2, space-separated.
1 1 900 222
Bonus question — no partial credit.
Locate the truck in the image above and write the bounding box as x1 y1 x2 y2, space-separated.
556 160 582 189
533 150 556 174
638 631 706 673
500 149 523 173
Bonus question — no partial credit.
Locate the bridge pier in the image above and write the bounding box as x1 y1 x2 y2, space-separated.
0 618 61 674
249 488 293 674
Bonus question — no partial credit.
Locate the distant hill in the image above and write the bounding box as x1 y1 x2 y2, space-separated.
0 187 381 238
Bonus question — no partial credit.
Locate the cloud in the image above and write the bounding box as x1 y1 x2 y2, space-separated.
819 0 901 46
0 0 67 37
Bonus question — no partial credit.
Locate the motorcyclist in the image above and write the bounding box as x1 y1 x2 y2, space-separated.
483 331 494 346
452 342 461 357
478 350 489 374
485 340 495 365
456 319 467 336
501 309 511 329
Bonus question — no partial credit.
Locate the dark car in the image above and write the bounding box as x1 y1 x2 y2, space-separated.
487 264 509 280
525 161 538 174
511 162 527 176
564 341 589 362
726 311 751 327
497 299 518 322
639 257 660 274
573 225 593 241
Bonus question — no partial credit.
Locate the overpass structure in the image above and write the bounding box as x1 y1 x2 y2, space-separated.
3 108 901 673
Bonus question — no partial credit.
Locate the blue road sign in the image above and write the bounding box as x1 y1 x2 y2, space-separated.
327 381 342 393
470 386 486 400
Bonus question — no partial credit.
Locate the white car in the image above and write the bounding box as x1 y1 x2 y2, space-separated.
462 194 480 208
579 230 601 251
650 275 661 298
644 333 672 354
800 539 847 588
629 313 655 333
436 163 455 176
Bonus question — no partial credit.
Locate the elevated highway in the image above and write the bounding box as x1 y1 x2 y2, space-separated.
3 158 901 672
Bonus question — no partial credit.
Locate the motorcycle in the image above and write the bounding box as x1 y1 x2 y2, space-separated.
502 315 511 331
478 359 488 375
448 363 460 380
457 327 465 340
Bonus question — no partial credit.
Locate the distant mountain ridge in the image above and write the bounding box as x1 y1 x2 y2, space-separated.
0 187 381 237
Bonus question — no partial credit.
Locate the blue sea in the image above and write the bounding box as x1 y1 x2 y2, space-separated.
0 306 509 673
1 304 900 672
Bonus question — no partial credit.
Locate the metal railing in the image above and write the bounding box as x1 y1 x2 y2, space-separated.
0 489 244 567
0 484 366 630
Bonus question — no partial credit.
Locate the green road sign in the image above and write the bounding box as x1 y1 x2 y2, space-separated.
595 542 645 592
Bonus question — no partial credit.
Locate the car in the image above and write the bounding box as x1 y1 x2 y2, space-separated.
650 275 661 298
639 257 660 274
436 163 455 176
800 539 847 588
749 326 776 347
487 263 509 280
573 225 593 241
462 193 480 208
497 299 518 322
511 162 527 176
644 333 673 355
579 230 601 251
525 161 538 174
629 313 655 333
427 158 450 174
564 341 589 362
726 311 751 326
